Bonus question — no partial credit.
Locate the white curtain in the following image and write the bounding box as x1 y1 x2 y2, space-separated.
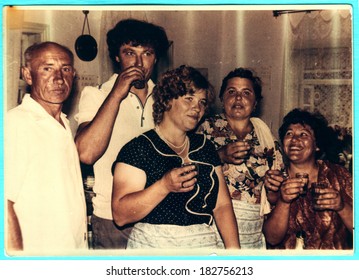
281 10 352 129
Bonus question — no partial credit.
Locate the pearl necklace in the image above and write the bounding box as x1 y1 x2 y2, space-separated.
155 126 189 155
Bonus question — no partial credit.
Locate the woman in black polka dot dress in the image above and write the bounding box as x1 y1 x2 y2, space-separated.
111 65 240 250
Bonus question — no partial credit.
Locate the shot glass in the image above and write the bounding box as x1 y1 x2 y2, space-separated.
242 139 253 160
181 162 199 175
228 136 252 161
131 79 146 89
311 182 329 211
281 169 289 181
296 172 309 196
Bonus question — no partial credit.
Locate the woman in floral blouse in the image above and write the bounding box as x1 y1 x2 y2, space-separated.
197 68 283 249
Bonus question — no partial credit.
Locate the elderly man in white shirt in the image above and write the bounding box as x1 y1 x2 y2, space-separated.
5 41 88 254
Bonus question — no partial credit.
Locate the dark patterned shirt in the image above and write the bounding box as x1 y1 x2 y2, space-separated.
274 160 353 249
113 129 222 226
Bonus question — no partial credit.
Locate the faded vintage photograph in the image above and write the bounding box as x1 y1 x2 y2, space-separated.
2 5 353 257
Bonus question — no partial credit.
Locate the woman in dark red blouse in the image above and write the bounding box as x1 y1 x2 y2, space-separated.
263 109 353 249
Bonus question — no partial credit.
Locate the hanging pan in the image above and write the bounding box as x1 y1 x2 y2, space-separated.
75 10 98 61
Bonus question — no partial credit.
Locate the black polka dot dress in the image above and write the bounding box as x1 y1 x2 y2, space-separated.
113 129 222 226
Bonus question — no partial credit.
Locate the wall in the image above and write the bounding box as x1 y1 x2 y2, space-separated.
13 8 103 133
142 9 286 134
20 8 103 80
7 7 286 137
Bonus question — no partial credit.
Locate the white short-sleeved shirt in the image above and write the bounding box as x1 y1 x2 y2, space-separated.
75 74 155 219
5 95 88 254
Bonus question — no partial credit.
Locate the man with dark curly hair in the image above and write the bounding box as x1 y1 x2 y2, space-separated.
75 19 169 249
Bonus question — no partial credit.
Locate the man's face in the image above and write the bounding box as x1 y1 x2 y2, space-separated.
116 43 157 81
22 45 75 106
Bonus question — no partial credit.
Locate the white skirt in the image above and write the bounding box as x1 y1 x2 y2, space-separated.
127 222 221 249
215 200 266 249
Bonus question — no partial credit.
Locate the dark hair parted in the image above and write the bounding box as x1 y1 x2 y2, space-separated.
219 67 263 102
24 41 74 67
152 65 215 125
106 19 169 64
279 108 341 162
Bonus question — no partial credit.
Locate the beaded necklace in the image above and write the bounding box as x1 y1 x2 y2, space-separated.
155 126 189 155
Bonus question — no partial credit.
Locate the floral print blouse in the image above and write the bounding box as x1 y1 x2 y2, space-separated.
198 114 284 205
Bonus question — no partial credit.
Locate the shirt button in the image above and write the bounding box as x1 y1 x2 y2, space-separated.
137 106 140 109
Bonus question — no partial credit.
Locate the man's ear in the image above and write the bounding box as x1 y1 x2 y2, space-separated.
21 66 33 86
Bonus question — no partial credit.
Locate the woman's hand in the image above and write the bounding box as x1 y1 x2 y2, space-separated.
112 163 197 227
279 178 305 204
312 184 352 233
264 169 285 192
218 141 251 164
160 165 197 193
312 187 344 212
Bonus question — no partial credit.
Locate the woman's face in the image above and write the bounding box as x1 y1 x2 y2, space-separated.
222 77 257 121
283 123 318 165
165 89 208 132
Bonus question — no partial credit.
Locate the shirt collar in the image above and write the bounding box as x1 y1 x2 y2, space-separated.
21 94 67 122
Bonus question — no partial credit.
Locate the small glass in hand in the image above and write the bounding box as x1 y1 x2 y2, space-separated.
296 172 309 196
311 181 329 211
181 162 199 175
131 79 146 89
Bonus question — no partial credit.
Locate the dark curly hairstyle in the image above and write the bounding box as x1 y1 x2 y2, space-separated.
152 65 215 125
219 68 262 100
106 19 169 70
279 108 341 162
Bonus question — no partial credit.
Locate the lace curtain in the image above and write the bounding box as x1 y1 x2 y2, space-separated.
281 10 352 129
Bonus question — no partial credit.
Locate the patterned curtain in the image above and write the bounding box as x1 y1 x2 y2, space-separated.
281 10 352 129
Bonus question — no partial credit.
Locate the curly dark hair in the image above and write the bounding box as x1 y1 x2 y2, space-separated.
152 65 215 125
106 19 169 69
279 108 341 162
